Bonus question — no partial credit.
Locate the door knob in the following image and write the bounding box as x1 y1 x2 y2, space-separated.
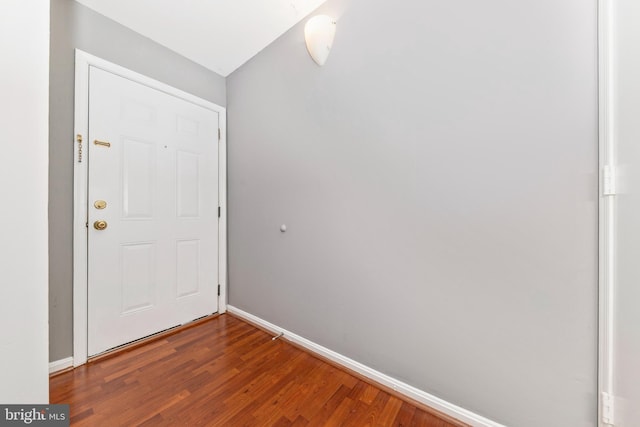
93 220 108 230
94 200 107 209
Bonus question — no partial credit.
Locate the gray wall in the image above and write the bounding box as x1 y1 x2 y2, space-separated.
49 0 226 361
227 0 598 426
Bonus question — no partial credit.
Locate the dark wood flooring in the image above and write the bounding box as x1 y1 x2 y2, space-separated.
50 314 464 426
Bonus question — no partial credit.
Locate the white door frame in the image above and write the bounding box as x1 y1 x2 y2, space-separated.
72 50 227 366
598 0 614 425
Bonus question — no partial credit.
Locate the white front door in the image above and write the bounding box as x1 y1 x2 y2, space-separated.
87 66 219 356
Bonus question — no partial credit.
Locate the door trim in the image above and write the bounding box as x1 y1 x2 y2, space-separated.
598 0 614 425
73 50 227 366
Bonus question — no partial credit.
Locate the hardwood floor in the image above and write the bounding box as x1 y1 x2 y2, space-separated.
51 314 464 426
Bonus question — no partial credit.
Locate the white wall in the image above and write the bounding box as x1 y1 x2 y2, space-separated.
0 0 50 403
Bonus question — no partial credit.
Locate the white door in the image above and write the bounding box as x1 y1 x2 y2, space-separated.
87 66 219 356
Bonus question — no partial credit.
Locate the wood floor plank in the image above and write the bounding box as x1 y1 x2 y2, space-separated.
394 401 418 426
249 380 299 425
276 363 331 420
305 384 354 427
345 388 391 427
50 314 465 426
377 396 405 426
360 383 381 405
295 365 357 421
322 396 358 426
290 415 310 426
411 408 456 427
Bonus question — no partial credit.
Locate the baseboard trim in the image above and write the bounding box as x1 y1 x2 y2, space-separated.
49 357 74 375
227 305 503 427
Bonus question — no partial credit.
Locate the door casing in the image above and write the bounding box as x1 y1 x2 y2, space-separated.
72 49 228 366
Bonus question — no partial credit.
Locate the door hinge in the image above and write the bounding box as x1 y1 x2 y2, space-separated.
602 392 615 425
603 165 616 196
218 206 221 218
218 128 221 141
217 284 221 296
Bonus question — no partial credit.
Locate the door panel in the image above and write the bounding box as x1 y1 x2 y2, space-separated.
120 242 156 313
176 240 200 298
87 66 219 356
122 137 156 218
176 150 201 217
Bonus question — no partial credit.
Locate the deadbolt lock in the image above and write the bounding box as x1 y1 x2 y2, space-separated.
94 200 107 209
93 220 108 230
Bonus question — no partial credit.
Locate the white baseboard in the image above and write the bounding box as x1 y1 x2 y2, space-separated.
227 305 503 427
49 357 74 374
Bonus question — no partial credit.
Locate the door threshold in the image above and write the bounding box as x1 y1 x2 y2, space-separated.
87 313 220 364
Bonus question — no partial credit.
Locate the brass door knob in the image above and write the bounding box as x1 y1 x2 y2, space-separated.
93 220 108 230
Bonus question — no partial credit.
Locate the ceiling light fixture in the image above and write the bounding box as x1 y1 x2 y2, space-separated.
304 15 336 66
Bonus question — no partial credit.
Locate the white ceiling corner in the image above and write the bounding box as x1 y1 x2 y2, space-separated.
74 0 328 76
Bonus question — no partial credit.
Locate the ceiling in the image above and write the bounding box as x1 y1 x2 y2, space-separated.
75 0 328 76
